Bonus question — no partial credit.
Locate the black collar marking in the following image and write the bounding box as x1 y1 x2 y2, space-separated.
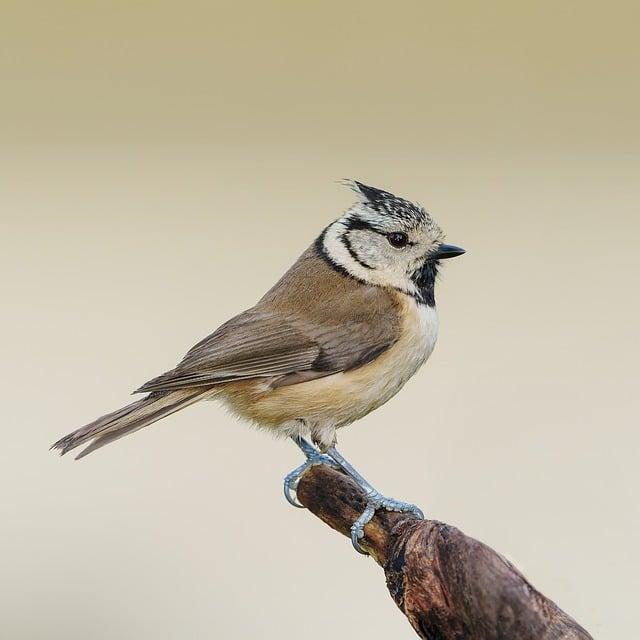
314 229 437 307
340 231 374 270
314 229 358 282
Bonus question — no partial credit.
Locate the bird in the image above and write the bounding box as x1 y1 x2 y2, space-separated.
52 180 464 553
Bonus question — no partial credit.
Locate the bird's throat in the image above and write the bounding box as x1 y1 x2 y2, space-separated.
412 260 439 307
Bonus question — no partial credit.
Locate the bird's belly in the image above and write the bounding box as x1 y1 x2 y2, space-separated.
220 300 439 429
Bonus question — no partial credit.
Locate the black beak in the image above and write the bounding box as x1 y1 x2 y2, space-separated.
433 243 465 260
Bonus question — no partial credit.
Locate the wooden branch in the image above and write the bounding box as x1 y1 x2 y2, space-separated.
296 465 593 640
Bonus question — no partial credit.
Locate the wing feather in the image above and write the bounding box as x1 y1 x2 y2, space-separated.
136 309 323 393
135 247 402 394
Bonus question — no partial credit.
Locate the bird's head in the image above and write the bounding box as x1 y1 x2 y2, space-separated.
319 181 464 305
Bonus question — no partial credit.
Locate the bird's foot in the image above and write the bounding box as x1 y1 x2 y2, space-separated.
323 446 424 555
350 491 424 554
283 446 337 508
286 438 424 556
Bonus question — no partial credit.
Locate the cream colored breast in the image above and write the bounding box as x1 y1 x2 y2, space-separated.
329 297 439 424
220 295 439 429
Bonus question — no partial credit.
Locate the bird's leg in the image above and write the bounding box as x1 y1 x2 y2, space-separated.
325 446 424 555
283 435 337 508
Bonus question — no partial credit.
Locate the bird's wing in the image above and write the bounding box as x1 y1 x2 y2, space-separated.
135 306 397 393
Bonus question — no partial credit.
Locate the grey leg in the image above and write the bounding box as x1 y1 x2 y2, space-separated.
326 446 424 555
283 435 337 508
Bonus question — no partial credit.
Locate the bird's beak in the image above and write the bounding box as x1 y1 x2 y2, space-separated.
433 243 465 260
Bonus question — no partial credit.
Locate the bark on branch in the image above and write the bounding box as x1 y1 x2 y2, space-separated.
296 465 593 640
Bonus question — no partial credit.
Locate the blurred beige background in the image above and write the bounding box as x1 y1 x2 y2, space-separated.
1 2 638 638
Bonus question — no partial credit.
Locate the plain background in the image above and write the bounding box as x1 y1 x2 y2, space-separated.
1 2 638 638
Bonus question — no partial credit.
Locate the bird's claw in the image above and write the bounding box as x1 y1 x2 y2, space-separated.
285 436 423 557
283 453 337 508
350 492 424 554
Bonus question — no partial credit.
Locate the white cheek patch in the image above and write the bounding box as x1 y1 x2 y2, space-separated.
348 231 387 268
322 220 419 296
323 221 372 280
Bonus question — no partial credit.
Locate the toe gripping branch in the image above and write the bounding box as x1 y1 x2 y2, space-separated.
284 437 424 555
283 437 338 509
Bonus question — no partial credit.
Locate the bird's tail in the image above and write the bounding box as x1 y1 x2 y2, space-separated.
51 388 212 460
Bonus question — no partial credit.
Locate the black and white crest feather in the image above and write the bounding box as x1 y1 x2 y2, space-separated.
348 180 429 228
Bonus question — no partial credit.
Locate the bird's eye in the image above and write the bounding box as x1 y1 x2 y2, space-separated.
387 232 409 248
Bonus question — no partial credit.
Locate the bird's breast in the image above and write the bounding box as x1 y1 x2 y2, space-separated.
219 295 439 429
354 297 438 412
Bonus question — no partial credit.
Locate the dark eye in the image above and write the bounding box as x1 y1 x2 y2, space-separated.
387 232 409 248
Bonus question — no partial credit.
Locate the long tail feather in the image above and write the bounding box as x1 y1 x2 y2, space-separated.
51 388 212 459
